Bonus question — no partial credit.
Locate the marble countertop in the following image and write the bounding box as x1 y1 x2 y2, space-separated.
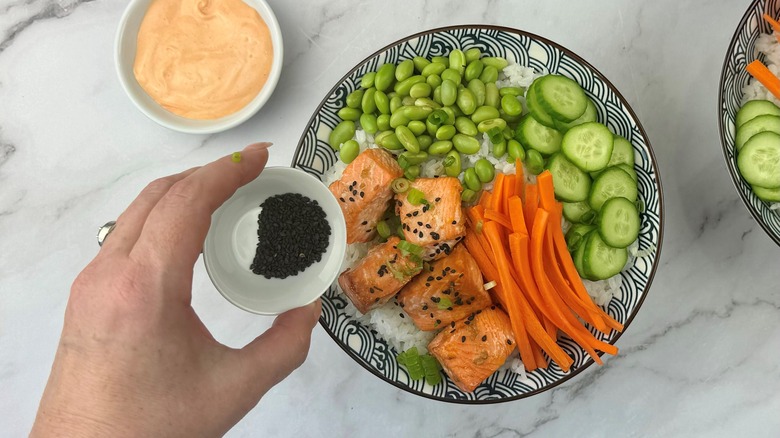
2 0 780 436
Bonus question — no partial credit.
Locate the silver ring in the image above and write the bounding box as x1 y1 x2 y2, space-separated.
97 221 117 247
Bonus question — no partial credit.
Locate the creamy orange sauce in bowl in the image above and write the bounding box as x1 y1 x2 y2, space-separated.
115 0 283 134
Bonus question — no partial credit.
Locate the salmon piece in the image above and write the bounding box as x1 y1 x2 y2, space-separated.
428 306 516 392
338 236 422 314
330 149 403 243
397 244 492 331
395 177 466 259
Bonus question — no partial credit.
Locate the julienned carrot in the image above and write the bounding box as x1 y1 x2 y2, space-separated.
485 209 513 230
478 190 492 208
537 171 557 212
746 60 780 100
503 175 516 214
515 158 525 198
508 196 528 235
492 174 505 213
524 184 538 232
764 13 780 34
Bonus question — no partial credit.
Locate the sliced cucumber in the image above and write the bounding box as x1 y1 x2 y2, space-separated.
589 167 638 211
516 114 562 155
583 231 628 280
737 131 780 189
735 114 780 151
535 74 588 122
554 98 597 133
598 197 640 248
617 163 638 182
562 201 595 224
573 231 592 279
608 135 635 167
752 185 780 202
566 223 596 251
525 79 556 128
561 122 614 172
736 100 780 128
546 153 591 202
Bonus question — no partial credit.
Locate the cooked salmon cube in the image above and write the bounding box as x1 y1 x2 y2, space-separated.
395 177 465 258
338 236 422 314
397 244 492 331
428 306 516 393
330 149 403 243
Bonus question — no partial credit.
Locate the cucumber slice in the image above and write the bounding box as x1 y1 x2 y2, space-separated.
583 231 628 280
554 98 597 133
573 231 592 279
737 131 780 188
565 223 596 251
562 201 595 224
546 153 591 202
617 163 638 182
752 184 780 202
736 100 780 128
535 75 588 122
598 197 640 248
561 122 614 172
589 167 638 211
516 114 562 155
735 114 780 151
526 79 556 128
608 135 635 167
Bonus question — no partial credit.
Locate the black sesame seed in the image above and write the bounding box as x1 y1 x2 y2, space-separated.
361 220 368 225
419 232 424 238
425 224 432 229
417 221 423 226
461 336 466 343
339 197 345 202
435 197 441 202
451 220 457 225
450 321 456 328
399 313 405 318
360 191 365 198
482 335 487 342
430 312 434 318
435 319 441 325
413 211 419 216
431 232 440 240
349 197 355 202
507 339 513 345
422 305 428 310
352 190 357 196
430 296 441 303
427 276 434 281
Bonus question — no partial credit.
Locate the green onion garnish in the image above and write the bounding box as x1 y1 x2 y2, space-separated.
476 220 484 234
396 347 442 385
376 220 392 239
427 109 449 126
487 127 503 145
397 154 411 170
391 178 411 194
437 297 453 310
420 354 443 386
407 188 427 206
397 240 424 258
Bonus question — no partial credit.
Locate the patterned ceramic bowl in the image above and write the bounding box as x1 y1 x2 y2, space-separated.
293 25 664 403
719 0 780 246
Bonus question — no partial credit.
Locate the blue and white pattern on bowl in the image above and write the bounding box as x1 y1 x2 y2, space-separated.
719 0 780 246
292 25 664 403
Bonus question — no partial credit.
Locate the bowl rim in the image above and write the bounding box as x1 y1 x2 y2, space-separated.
717 0 780 247
114 0 284 135
292 24 665 404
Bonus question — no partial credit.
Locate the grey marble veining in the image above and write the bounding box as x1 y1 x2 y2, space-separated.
1 0 779 436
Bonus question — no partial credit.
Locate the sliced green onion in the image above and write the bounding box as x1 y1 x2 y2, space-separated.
420 354 443 385
487 127 503 144
397 347 442 385
391 177 411 194
407 188 427 206
566 233 582 252
483 281 497 290
580 210 596 225
427 109 449 125
437 297 453 310
396 223 406 239
476 220 484 234
397 240 424 258
376 220 391 239
397 154 411 170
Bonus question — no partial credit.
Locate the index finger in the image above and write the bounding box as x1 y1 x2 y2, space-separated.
130 142 271 270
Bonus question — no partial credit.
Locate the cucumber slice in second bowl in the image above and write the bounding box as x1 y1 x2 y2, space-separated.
589 167 638 211
583 231 628 281
598 197 640 248
561 122 614 172
737 131 780 189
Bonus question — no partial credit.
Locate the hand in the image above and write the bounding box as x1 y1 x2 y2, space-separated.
31 143 321 437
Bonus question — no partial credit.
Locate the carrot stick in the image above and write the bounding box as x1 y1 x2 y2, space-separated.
485 209 513 230
530 337 547 368
478 190 492 209
503 175 516 214
524 184 538 232
537 171 557 212
764 13 780 34
492 174 505 213
746 60 780 100
508 196 528 235
515 158 525 198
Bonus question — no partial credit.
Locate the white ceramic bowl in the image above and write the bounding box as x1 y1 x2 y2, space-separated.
203 167 347 315
114 0 283 134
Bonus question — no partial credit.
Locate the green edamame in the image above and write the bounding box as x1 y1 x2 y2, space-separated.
415 97 440 109
426 119 438 136
375 63 396 92
390 96 402 114
449 49 466 75
340 140 360 164
390 111 410 128
431 56 449 66
464 168 482 191
346 89 364 109
421 62 446 77
435 124 456 140
479 66 498 83
407 120 426 136
471 106 500 124
432 85 443 105
361 88 377 114
482 56 508 70
440 106 456 125
396 125 421 153
452 133 481 154
464 48 481 63
485 83 500 108
328 120 355 150
426 74 442 88
441 79 458 107
502 127 514 140
400 105 432 120
361 72 376 89
467 79 486 107
399 151 429 166
499 86 524 97
374 90 390 115
526 149 545 175
441 68 461 85
456 88 477 115
492 139 506 159
499 109 522 124
413 56 430 73
429 140 453 155
360 113 378 135
454 116 478 136
338 107 361 121
501 95 522 116
417 135 433 151
402 96 416 107
394 75 425 96
461 189 478 203
396 59 414 82
376 114 391 131
404 165 421 180
474 158 495 183
464 60 484 82
507 139 525 161
444 150 462 177
477 118 507 133
375 131 404 150
409 82 432 99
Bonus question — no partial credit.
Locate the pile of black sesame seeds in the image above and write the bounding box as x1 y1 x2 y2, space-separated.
250 193 331 279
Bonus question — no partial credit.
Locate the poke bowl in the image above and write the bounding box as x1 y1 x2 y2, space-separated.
719 0 780 246
293 25 664 403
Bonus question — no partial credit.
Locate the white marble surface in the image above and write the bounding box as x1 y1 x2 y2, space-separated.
2 0 780 436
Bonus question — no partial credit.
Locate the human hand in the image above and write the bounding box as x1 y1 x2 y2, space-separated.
31 143 321 437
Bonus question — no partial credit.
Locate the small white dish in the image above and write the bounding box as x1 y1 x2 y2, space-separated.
114 0 283 134
203 167 346 315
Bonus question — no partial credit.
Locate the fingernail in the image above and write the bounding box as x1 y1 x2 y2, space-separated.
245 142 273 151
310 299 322 324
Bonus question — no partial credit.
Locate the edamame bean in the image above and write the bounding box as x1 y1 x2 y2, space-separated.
467 79 486 106
464 168 482 191
361 72 376 89
426 74 442 88
429 140 453 155
449 49 466 75
375 131 403 150
485 83 500 108
454 116 478 136
415 97 440 109
374 90 390 114
482 56 508 70
432 85 443 105
464 47 481 63
361 88 377 114
421 62 446 77
360 113 378 134
452 133 481 154
492 139 506 159
461 189 478 203
440 106 456 125
394 75 425 96
400 105 432 120
456 88 477 115
477 118 507 133
464 60 484 82
413 56 431 73
479 66 498 83
417 135 433 151
346 89 364 108
375 63 396 92
474 158 495 183
441 79 458 107
328 120 355 150
431 56 449 66
501 94 523 116
426 119 438 136
499 109 522 124
526 149 545 175
471 106 500 124
448 104 464 117
390 111 410 128
502 126 514 140
396 59 414 82
340 140 360 164
403 96 417 107
499 86 524 97
399 151 428 166
507 139 525 161
409 82 432 99
387 91 397 99
435 124 456 140
338 107 362 121
408 120 426 136
390 96 402 113
377 114 391 131
404 165 421 180
444 150 461 177
441 68 461 85
396 125 420 153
